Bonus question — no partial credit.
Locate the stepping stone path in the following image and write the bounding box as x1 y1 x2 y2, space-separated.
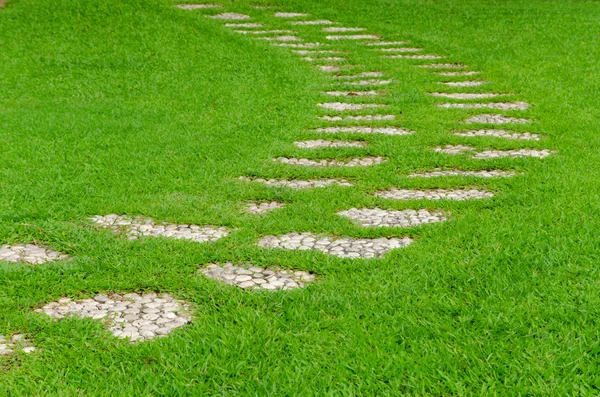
239 176 352 189
274 12 308 18
365 41 410 46
246 201 285 214
290 20 334 25
334 72 384 79
324 91 379 96
323 27 367 32
407 169 517 178
0 334 35 355
176 4 222 9
464 115 531 124
258 233 412 259
434 145 554 159
454 129 540 140
90 214 229 243
384 54 443 59
209 13 250 20
36 293 191 343
379 47 423 53
294 140 367 148
420 63 466 69
201 263 314 290
375 188 494 200
316 127 412 135
326 35 379 40
338 208 446 228
318 102 386 111
436 71 479 76
0 244 69 264
439 102 529 110
430 92 502 99
274 156 386 167
345 79 393 86
321 115 395 121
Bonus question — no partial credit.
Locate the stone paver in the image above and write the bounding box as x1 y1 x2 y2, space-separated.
274 156 386 167
246 201 285 214
324 91 378 97
433 145 555 159
201 263 314 290
90 214 229 243
439 102 529 110
294 139 367 148
209 12 250 20
433 144 476 155
176 4 222 9
258 233 412 258
0 244 69 265
375 188 494 200
326 35 379 40
224 23 263 28
239 176 352 189
258 35 302 42
454 129 540 140
322 27 366 32
379 47 423 53
292 50 341 55
316 127 412 135
419 63 466 69
290 20 333 25
318 65 341 72
345 79 392 86
36 293 191 343
436 71 479 76
321 114 395 121
274 12 309 18
407 169 517 178
365 41 410 46
338 208 446 228
384 54 443 59
318 102 386 111
430 92 502 99
440 81 486 87
0 334 36 355
464 114 530 124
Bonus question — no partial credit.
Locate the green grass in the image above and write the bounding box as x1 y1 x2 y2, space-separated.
1 0 600 395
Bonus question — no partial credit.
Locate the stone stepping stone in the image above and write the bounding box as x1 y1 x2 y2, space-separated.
0 244 69 265
90 214 229 243
291 20 334 25
322 27 367 32
294 140 367 148
321 114 395 121
407 169 517 178
384 54 443 59
344 79 393 86
176 4 222 9
209 12 250 20
439 102 528 110
365 41 410 46
419 63 467 69
274 156 386 167
238 176 352 189
317 65 341 72
464 114 530 124
0 334 36 356
272 42 322 48
375 188 494 200
258 232 412 259
317 102 387 111
323 91 379 97
258 35 302 42
337 208 447 228
246 201 285 214
292 50 341 55
333 72 383 79
36 293 191 343
379 47 423 53
430 92 503 99
274 12 309 18
201 263 315 290
234 29 295 34
433 145 555 159
326 35 379 40
316 127 412 135
440 81 486 87
454 129 539 140
224 23 263 28
303 57 346 62
433 144 476 155
436 71 479 76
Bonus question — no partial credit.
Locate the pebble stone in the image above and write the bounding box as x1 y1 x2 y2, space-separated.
365 41 410 46
90 214 229 243
379 47 423 53
317 102 386 111
474 149 556 159
0 334 36 356
294 139 367 148
209 13 250 20
316 127 413 135
433 144 476 155
302 57 346 62
419 63 467 69
326 35 379 40
257 36 302 42
436 71 479 76
234 30 295 35
258 232 413 259
375 188 494 201
440 81 486 87
321 114 395 121
345 79 393 86
0 244 69 265
324 91 378 97
334 72 383 79
35 293 191 343
384 54 443 59
407 169 517 178
292 50 341 55
290 20 333 25
430 92 503 99
176 4 222 9
238 176 353 189
201 263 315 290
318 65 341 72
274 156 386 167
322 27 366 32
246 201 285 214
454 129 540 140
338 208 447 228
439 102 529 110
274 12 308 18
273 43 322 48
464 114 531 124
224 23 263 28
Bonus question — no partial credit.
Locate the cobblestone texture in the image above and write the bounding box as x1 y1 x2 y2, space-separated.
274 156 385 167
474 149 555 159
338 208 446 228
316 126 412 135
376 188 494 200
433 145 475 155
201 263 314 290
326 35 379 40
321 114 395 121
294 139 367 148
176 4 222 9
0 244 69 265
258 233 412 258
430 92 502 99
464 114 531 124
439 102 529 110
454 129 540 140
318 102 386 111
209 12 250 20
246 201 285 214
239 176 353 189
90 214 229 243
36 293 191 343
0 334 36 355
407 169 517 178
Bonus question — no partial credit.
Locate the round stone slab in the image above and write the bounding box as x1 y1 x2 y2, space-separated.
238 176 352 189
90 214 229 243
0 244 69 265
326 35 379 40
0 334 36 356
35 293 191 343
274 12 309 18
258 232 413 259
322 27 366 32
201 263 315 290
290 20 333 25
365 41 410 46
375 188 494 201
379 47 423 53
436 71 479 76
337 208 447 228
246 201 285 214
474 149 555 159
433 144 476 155
324 91 379 97
419 63 466 69
384 54 443 59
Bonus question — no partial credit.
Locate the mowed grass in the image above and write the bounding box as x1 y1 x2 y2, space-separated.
1 0 600 395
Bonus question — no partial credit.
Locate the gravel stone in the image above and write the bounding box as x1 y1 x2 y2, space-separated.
274 12 309 18
209 12 250 20
176 4 222 9
322 27 366 32
454 129 540 140
338 208 447 228
324 91 378 97
375 188 494 201
315 127 412 135
439 102 529 110
36 293 191 343
326 35 379 40
290 20 333 25
294 140 367 148
258 233 412 259
201 263 315 290
90 214 229 243
246 201 285 214
433 145 555 159
430 92 503 99
238 176 352 189
274 156 386 167
0 244 69 265
321 114 395 121
464 114 531 124
317 102 386 111
407 169 517 178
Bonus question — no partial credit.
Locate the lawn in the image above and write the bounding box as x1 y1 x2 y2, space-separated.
1 0 600 395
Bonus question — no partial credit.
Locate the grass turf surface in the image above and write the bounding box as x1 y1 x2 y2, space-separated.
1 0 600 395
